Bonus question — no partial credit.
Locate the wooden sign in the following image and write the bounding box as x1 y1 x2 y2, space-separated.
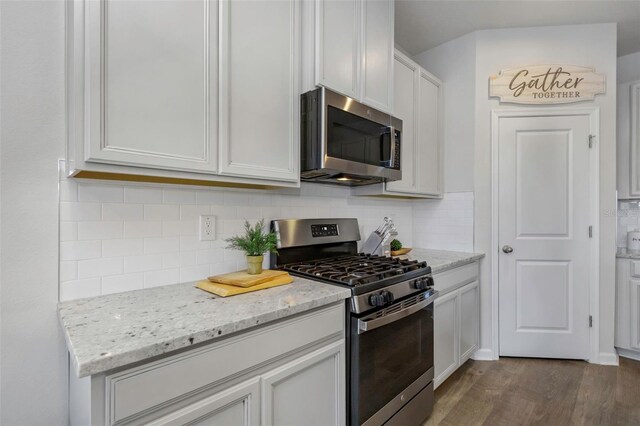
489 65 605 104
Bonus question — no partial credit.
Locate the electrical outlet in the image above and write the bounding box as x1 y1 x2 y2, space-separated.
199 215 216 241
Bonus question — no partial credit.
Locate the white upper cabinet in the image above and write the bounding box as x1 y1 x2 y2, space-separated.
416 69 443 196
354 50 443 198
361 0 394 112
67 0 300 187
620 81 640 198
218 0 299 182
315 0 361 99
385 53 418 194
83 0 219 173
305 0 394 113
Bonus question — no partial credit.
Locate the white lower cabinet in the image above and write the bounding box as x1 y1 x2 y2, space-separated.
615 258 640 358
70 303 345 426
148 378 260 426
432 261 480 389
262 341 344 426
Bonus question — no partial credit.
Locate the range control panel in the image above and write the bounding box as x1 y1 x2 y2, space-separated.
311 224 339 238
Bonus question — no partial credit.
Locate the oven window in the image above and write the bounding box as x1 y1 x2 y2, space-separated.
350 304 433 424
326 106 391 166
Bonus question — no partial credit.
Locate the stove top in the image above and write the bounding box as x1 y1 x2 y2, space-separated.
281 253 431 293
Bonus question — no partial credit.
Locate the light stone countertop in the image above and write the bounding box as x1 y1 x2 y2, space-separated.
401 248 485 274
616 248 640 259
58 278 351 378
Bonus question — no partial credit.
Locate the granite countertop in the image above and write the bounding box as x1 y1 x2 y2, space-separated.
617 248 640 259
58 278 351 378
402 248 485 274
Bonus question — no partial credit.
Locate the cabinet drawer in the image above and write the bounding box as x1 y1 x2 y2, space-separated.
433 262 479 295
106 303 344 424
630 260 640 278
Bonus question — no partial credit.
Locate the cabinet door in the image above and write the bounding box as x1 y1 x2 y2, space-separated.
416 70 443 196
631 279 640 350
85 0 219 173
459 281 480 363
434 290 459 389
262 341 345 426
385 52 418 194
218 0 300 182
315 0 360 99
147 378 259 426
361 0 393 112
629 82 640 197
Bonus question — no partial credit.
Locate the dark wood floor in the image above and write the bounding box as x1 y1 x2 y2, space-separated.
425 357 640 426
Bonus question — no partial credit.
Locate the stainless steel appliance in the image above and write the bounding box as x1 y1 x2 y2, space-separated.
270 218 437 426
300 87 402 186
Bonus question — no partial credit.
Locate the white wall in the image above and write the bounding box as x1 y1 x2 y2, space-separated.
472 23 618 361
59 179 415 300
0 1 69 424
414 33 476 193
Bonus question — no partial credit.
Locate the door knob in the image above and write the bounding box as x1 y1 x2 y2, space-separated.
502 245 513 254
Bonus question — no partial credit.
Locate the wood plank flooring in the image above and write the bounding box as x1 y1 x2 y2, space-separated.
425 357 640 426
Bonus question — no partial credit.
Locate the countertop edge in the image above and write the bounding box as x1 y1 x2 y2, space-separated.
431 254 485 274
60 287 351 378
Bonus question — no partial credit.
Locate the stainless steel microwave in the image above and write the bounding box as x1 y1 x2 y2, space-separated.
300 87 402 186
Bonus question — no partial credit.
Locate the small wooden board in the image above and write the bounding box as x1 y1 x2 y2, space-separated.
196 274 293 297
391 248 412 256
208 269 289 288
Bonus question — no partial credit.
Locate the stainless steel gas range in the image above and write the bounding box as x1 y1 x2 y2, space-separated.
270 218 438 426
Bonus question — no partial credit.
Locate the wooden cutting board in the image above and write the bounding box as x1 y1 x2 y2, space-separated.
208 269 289 288
196 274 293 297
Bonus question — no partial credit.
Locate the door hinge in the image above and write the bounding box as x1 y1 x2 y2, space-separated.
589 315 593 327
589 135 595 148
589 226 593 238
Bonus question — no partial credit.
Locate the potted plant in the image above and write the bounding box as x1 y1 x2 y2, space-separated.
226 219 278 275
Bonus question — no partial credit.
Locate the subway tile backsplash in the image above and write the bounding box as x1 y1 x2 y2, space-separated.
617 200 640 247
412 192 474 252
59 173 476 301
59 178 415 301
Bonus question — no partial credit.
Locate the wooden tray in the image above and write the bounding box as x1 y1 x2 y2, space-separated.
196 274 293 297
391 248 412 256
208 269 289 288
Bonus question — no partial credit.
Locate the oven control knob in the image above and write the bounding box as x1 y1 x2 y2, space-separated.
369 291 394 307
414 276 434 290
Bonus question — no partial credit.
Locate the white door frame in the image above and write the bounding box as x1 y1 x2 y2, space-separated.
490 107 600 363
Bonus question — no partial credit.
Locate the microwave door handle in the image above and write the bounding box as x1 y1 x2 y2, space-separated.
380 126 395 168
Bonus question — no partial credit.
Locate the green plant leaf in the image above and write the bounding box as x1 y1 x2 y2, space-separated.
225 219 278 256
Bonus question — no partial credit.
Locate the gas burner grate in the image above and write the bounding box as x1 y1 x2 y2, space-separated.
282 253 429 287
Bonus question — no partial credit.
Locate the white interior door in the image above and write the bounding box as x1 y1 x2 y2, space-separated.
498 113 593 359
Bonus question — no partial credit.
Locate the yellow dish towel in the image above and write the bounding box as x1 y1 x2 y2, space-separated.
207 269 289 288
196 274 293 297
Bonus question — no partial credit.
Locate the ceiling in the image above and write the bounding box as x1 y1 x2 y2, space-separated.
395 0 640 57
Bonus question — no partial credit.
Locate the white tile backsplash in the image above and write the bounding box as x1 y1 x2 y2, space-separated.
59 179 416 300
617 200 640 247
412 192 474 252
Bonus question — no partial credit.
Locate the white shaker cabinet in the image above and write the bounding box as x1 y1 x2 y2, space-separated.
617 81 640 198
67 0 300 187
70 303 345 426
432 262 480 389
304 0 394 113
354 50 444 198
615 258 640 360
218 0 300 182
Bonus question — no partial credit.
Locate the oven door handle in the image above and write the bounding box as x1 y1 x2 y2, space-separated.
357 291 439 334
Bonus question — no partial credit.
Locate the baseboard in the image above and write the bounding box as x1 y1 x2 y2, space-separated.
617 347 640 362
598 351 620 366
471 348 497 361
